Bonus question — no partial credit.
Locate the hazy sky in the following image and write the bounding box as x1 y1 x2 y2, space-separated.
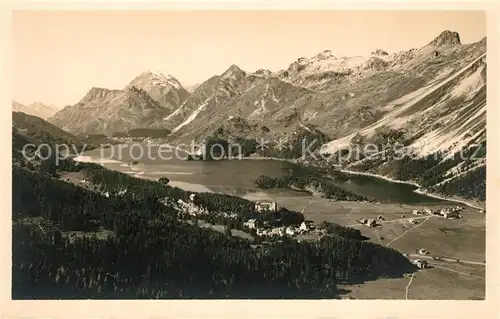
12 10 485 106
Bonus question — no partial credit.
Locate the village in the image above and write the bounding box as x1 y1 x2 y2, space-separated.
172 196 318 238
172 193 239 220
71 173 483 283
76 173 479 274
236 200 477 273
172 193 469 244
355 205 465 228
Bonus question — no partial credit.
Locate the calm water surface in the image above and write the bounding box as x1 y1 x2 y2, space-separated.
81 144 445 204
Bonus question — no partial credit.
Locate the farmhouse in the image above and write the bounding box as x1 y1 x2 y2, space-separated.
366 219 377 228
439 208 461 219
243 219 257 229
299 221 310 232
418 248 430 255
255 200 278 213
270 227 286 237
413 259 429 269
256 228 267 236
285 226 296 236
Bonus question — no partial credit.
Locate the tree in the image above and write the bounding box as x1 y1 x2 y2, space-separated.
158 177 170 185
254 175 275 189
224 226 232 237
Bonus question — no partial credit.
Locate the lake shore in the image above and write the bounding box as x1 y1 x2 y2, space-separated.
337 168 485 211
73 145 484 211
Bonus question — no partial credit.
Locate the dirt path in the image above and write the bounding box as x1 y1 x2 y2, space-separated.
385 217 431 247
432 265 485 279
301 201 313 214
405 273 416 299
407 254 485 266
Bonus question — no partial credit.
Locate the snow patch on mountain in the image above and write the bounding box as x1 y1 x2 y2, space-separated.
164 101 187 121
448 63 485 99
434 160 486 187
172 98 212 133
320 53 487 156
147 70 183 90
287 50 396 77
411 103 485 157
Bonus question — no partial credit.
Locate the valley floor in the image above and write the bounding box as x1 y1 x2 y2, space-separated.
242 192 485 300
338 260 485 300
70 155 486 300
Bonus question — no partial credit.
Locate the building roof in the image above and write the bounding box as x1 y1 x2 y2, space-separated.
256 199 276 204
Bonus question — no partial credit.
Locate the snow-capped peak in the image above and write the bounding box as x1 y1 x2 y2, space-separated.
142 70 183 90
285 48 397 78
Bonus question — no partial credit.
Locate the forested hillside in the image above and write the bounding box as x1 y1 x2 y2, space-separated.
11 114 416 298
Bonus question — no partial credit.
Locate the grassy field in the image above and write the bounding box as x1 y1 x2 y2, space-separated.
338 260 485 300
60 170 486 299
246 192 486 299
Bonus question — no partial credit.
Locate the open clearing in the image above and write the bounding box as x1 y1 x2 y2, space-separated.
251 193 485 299
338 261 484 299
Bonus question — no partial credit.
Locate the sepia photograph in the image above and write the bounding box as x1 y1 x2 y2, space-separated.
5 5 495 312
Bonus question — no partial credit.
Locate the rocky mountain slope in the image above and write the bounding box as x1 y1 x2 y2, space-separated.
12 100 59 120
49 72 188 135
161 31 487 202
316 33 486 202
47 30 487 201
125 71 190 113
162 31 485 144
163 65 270 135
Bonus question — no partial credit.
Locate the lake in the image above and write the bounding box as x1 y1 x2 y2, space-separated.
78 143 445 205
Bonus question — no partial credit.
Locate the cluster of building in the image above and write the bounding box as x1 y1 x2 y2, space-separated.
243 219 314 237
242 200 316 238
171 197 326 239
172 194 238 219
254 200 279 213
412 259 429 269
418 248 430 255
412 206 464 219
412 208 432 216
358 218 378 228
409 218 420 225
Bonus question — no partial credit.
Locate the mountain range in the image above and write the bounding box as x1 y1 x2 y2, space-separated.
12 100 59 120
38 30 486 201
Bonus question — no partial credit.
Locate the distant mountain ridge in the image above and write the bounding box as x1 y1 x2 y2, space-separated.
12 100 59 120
49 71 189 135
47 30 487 201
